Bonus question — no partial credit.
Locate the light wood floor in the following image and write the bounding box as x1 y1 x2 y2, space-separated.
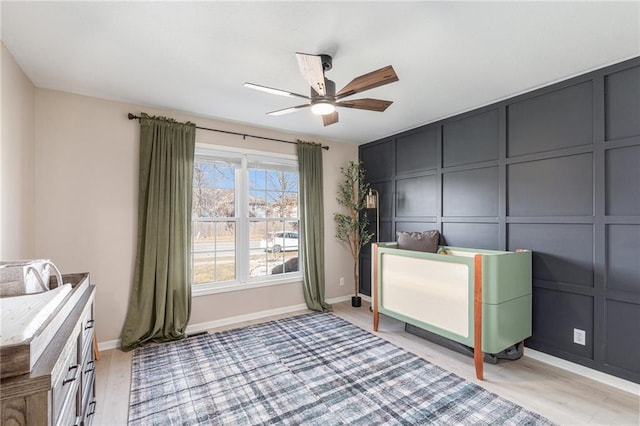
94 301 640 425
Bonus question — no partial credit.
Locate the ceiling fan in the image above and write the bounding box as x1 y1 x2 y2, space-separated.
244 53 399 126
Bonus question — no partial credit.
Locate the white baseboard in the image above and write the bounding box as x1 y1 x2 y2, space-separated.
98 338 121 351
525 348 639 396
184 303 308 334
327 295 352 304
98 296 351 352
359 294 371 303
337 294 372 303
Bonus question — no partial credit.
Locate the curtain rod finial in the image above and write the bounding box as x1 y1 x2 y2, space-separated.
128 113 138 120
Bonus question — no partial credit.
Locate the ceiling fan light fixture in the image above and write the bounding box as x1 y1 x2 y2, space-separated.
310 101 336 116
245 53 398 126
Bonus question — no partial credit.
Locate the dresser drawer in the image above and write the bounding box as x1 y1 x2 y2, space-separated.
56 394 80 426
83 399 97 426
51 335 80 424
80 341 96 414
80 302 95 355
81 359 95 398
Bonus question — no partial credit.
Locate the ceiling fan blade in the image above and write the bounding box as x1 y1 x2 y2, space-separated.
336 98 393 112
336 65 399 100
322 111 339 126
266 104 310 116
296 52 326 96
244 83 309 100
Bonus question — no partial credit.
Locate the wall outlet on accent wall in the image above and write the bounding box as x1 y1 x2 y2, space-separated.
339 277 345 287
573 328 586 345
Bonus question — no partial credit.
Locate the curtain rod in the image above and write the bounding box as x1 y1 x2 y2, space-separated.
127 113 329 151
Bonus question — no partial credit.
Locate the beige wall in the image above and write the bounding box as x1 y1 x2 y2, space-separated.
33 89 357 344
1 42 36 259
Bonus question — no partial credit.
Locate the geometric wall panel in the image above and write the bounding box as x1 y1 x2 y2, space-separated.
359 256 371 295
605 300 640 374
369 181 394 219
395 221 438 234
531 288 593 359
605 145 640 216
396 175 437 217
508 153 593 216
379 221 393 243
443 109 499 167
361 140 393 179
508 223 594 287
443 167 498 217
396 128 437 174
442 222 499 250
605 65 640 141
606 224 640 295
507 81 593 157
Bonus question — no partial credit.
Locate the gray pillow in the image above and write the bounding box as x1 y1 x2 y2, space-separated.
396 230 440 253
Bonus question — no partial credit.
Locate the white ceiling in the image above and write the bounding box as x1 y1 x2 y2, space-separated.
2 1 639 145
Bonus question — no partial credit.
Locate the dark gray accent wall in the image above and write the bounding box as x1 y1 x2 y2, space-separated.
605 145 640 216
443 167 499 217
507 154 594 217
605 65 640 140
396 129 438 173
358 57 640 383
507 81 593 156
443 109 499 166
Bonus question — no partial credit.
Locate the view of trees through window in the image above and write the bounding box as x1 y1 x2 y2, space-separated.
191 152 300 286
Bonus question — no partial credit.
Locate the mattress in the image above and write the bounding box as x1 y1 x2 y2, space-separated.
0 284 72 346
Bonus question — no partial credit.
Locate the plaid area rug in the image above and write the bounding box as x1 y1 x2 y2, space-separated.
129 312 554 425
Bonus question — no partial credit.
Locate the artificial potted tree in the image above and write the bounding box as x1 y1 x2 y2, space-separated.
334 161 373 307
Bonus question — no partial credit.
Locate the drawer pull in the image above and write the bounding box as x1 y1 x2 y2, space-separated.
87 400 97 417
85 319 95 330
85 360 95 374
63 364 80 385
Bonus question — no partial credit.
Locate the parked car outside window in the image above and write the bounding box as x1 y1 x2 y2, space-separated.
260 232 299 252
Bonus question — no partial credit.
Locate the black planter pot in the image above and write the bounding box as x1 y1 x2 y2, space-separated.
351 296 362 307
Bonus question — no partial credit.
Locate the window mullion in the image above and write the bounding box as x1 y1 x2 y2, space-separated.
237 157 249 283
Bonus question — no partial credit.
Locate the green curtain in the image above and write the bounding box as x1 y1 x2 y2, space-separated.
297 142 332 312
121 113 196 351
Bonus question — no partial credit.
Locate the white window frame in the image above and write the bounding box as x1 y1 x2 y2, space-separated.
192 143 302 297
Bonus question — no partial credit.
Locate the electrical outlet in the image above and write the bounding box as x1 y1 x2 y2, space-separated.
339 277 345 287
573 328 586 346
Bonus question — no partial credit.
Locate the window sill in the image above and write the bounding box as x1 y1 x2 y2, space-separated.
192 274 302 297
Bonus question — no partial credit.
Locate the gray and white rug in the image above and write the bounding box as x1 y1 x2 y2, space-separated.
129 312 554 425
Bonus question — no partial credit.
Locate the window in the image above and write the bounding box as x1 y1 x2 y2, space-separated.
191 145 300 294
